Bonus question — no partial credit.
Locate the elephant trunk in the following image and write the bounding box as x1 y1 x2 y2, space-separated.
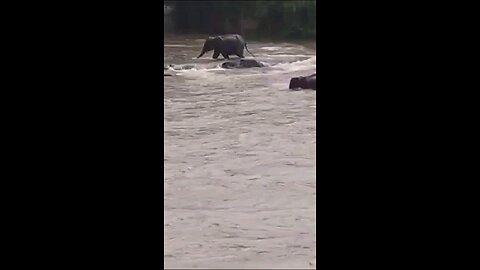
197 50 205 58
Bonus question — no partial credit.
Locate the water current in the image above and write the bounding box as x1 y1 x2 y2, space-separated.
164 35 316 268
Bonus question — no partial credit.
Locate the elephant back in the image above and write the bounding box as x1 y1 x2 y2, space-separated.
218 34 246 53
221 34 246 45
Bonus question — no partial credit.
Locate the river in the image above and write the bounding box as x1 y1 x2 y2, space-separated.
164 35 316 268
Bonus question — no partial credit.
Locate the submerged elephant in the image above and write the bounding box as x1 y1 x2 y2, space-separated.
197 34 255 59
289 74 316 90
221 59 266 69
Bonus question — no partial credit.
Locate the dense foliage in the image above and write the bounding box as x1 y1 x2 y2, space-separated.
165 0 316 40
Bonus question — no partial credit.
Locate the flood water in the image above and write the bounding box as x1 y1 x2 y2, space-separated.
164 35 316 268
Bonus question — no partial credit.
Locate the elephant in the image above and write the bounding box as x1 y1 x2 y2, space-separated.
289 74 316 90
197 34 255 59
221 59 266 69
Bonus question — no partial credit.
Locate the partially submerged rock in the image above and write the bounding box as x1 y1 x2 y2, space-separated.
289 74 316 90
221 59 266 69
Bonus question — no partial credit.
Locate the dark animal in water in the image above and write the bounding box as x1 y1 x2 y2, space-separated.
221 59 266 69
197 34 255 59
289 74 316 90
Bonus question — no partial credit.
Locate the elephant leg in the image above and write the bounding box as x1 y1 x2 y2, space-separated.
222 53 230 59
236 49 245 58
213 50 220 59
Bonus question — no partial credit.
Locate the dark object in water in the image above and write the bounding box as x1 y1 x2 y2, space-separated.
221 59 265 69
289 74 316 90
197 34 255 59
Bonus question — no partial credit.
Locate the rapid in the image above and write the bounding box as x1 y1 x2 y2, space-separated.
164 35 316 268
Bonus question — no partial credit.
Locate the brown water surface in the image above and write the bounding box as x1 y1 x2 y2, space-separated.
164 35 316 269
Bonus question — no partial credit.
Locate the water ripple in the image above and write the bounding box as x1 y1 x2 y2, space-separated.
164 36 316 269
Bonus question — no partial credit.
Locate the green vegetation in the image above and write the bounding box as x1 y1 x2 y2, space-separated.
165 0 316 40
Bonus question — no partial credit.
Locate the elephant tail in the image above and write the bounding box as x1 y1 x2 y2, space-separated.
245 43 255 57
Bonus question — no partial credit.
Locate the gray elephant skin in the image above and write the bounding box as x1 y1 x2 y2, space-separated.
221 59 266 69
289 74 316 90
197 34 255 59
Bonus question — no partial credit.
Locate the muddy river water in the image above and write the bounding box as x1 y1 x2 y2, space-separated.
164 35 316 268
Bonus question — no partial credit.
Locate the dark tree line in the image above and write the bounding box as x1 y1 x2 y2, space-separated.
164 0 316 39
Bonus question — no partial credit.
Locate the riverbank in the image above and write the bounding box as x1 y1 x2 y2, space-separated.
165 1 315 41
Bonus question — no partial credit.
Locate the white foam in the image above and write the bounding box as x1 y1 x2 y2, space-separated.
174 67 226 80
260 46 283 51
238 56 313 76
272 56 316 71
165 55 316 79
